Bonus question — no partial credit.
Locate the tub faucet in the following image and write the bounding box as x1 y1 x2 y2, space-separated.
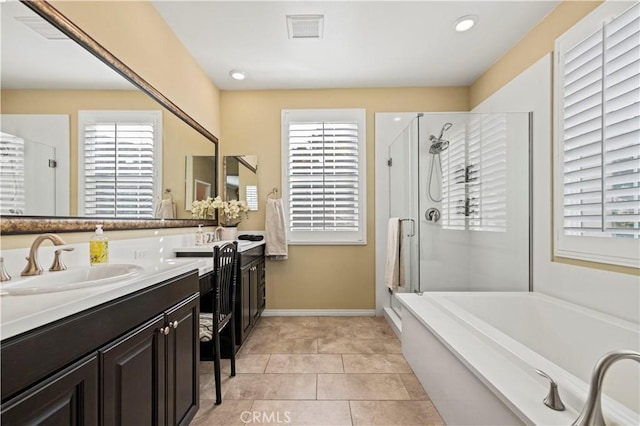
21 233 74 276
572 349 640 426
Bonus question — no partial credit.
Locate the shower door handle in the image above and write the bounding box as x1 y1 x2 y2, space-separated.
400 218 415 237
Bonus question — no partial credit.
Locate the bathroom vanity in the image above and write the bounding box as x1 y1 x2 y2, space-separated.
176 240 266 346
0 260 204 426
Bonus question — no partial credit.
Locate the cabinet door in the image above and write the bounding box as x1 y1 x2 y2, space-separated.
249 263 259 324
1 354 98 426
101 315 166 426
241 265 251 335
165 293 200 426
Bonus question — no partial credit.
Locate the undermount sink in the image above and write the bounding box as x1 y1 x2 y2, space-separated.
0 264 144 296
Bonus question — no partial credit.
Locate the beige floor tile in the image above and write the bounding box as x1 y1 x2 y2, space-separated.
190 399 252 426
350 400 445 425
200 354 271 375
249 400 352 426
200 373 235 401
329 326 397 340
258 316 319 328
242 338 318 354
317 373 410 400
400 374 429 400
342 354 412 374
225 374 317 400
317 316 377 327
318 338 402 354
265 354 344 373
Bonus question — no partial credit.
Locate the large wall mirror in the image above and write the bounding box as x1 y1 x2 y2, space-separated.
0 1 218 234
224 155 259 211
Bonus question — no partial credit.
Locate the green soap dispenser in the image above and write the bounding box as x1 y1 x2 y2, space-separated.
90 224 109 265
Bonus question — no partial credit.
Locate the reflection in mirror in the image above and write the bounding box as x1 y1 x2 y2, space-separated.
0 0 217 223
185 155 216 210
224 155 259 211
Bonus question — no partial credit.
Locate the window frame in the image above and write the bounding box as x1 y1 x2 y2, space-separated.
553 1 640 268
281 108 367 245
77 110 163 218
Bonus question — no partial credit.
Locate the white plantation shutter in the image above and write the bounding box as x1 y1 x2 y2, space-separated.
441 126 466 230
555 2 640 267
441 115 507 232
603 3 640 237
282 109 366 244
0 132 25 215
78 111 162 218
469 114 507 232
246 185 258 211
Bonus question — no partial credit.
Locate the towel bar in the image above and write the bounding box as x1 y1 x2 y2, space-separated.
400 218 415 237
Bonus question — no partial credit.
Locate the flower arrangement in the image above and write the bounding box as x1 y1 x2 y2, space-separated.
192 196 249 226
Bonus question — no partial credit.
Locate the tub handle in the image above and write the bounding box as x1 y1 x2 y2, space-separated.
535 369 566 411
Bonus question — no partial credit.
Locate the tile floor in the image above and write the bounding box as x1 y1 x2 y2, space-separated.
193 316 445 426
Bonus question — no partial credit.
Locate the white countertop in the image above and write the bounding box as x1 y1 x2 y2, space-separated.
173 239 265 254
0 257 209 341
0 233 266 342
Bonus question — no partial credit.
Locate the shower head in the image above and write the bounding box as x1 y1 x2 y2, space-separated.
428 122 453 154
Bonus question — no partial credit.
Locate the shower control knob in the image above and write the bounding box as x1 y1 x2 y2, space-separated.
425 208 440 222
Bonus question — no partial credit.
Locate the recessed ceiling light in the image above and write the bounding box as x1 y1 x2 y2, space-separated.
454 15 477 32
393 117 403 122
229 70 246 80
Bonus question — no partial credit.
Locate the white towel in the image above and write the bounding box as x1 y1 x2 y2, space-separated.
265 198 288 260
385 217 405 290
154 198 176 219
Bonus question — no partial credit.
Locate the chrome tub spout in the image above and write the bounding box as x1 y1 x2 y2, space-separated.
572 349 640 426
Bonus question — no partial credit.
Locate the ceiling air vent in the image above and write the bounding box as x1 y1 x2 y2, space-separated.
15 16 69 40
286 15 324 39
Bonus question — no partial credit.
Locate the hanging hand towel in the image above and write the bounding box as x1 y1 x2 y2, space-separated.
154 198 176 219
265 197 288 260
385 217 405 290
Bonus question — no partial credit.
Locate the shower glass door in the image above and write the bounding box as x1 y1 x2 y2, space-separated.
388 119 419 316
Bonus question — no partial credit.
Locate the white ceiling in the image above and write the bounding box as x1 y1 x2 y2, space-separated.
153 1 560 91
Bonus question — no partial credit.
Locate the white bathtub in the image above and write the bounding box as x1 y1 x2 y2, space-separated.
396 292 639 426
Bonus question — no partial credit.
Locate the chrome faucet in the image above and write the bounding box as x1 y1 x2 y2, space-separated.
21 233 74 276
572 350 640 426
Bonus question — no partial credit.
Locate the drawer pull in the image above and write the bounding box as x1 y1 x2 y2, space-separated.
169 321 179 329
159 326 170 335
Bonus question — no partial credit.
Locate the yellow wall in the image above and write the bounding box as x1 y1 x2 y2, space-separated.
221 87 469 309
1 89 215 219
50 0 221 137
469 1 602 108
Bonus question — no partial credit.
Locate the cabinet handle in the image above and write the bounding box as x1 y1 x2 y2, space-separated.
159 326 170 335
169 320 179 329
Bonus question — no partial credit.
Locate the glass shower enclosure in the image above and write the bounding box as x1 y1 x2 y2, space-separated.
387 112 531 317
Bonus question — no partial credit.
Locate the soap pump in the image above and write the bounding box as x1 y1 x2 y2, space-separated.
90 224 109 265
195 224 204 246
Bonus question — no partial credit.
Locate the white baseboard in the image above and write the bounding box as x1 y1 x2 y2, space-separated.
262 309 376 317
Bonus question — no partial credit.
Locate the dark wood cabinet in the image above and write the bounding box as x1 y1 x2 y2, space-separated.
1 271 200 426
236 245 266 344
102 315 166 426
165 294 199 426
1 354 98 426
102 293 199 426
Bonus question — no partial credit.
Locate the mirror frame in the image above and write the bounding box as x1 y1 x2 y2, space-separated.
1 0 218 235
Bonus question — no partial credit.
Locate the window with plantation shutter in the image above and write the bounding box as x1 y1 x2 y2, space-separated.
554 1 640 267
281 109 366 244
440 114 507 232
78 111 162 218
0 132 25 215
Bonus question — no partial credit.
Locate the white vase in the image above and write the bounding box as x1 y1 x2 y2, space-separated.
220 226 238 241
